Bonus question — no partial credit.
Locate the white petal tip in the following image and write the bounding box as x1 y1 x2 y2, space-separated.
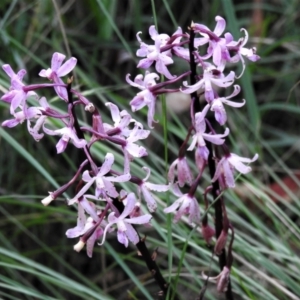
41 194 54 206
85 103 95 113
74 240 85 252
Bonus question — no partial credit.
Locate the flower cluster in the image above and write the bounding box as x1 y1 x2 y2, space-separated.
129 16 259 210
128 15 259 292
1 52 168 258
1 15 259 295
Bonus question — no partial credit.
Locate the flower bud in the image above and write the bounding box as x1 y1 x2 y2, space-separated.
201 223 215 245
216 266 230 292
202 266 230 293
214 229 228 255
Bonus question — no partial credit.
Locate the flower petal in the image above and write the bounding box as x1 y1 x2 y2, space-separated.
145 182 170 192
117 230 129 247
140 186 157 212
119 192 136 219
99 153 114 175
66 202 86 238
51 52 66 71
105 102 120 124
57 57 77 77
155 59 175 79
168 159 178 184
125 214 152 225
164 198 181 214
124 223 139 245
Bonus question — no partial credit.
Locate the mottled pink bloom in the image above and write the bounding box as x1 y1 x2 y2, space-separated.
66 199 97 238
168 156 193 187
181 64 235 101
188 104 229 161
122 121 150 172
1 65 35 114
136 26 175 79
195 146 209 171
126 72 159 128
100 193 152 247
2 97 49 141
212 153 259 188
211 85 245 125
43 124 87 153
227 28 260 78
66 199 107 258
84 218 105 258
164 184 200 224
138 167 169 212
2 106 41 128
192 16 231 67
68 153 131 203
39 52 77 100
104 102 132 137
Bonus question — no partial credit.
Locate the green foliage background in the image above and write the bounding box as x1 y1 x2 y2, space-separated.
0 0 300 299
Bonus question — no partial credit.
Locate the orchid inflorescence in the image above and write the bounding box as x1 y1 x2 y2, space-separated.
1 16 259 296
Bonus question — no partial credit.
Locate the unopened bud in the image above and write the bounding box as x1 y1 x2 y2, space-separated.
67 76 73 84
201 223 215 245
151 248 158 261
214 229 228 255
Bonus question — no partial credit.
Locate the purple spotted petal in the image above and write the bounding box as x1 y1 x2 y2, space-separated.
99 153 114 176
